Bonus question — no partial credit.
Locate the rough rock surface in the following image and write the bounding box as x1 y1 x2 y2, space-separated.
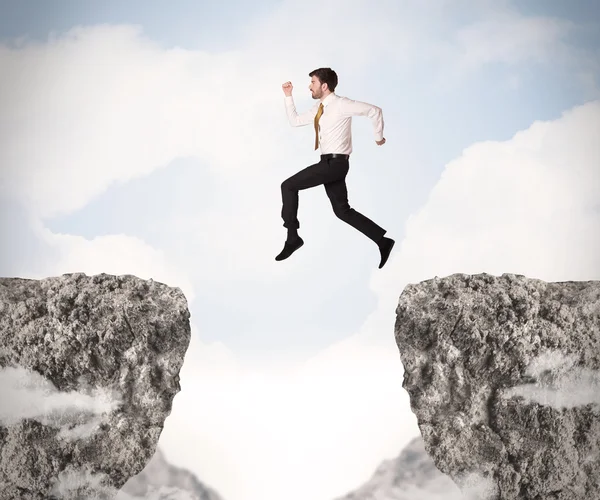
0 273 191 499
395 273 600 500
118 447 224 500
335 435 462 500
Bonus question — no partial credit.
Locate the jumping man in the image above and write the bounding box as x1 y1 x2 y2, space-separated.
276 67 395 269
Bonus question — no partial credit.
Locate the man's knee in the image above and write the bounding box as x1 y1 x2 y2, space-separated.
281 178 294 191
332 203 352 219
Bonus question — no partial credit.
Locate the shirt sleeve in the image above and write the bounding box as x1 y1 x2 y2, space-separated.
339 97 384 141
284 95 319 127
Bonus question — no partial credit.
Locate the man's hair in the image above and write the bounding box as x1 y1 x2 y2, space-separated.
309 67 338 92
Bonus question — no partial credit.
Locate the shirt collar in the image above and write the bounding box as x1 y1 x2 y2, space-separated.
321 92 336 107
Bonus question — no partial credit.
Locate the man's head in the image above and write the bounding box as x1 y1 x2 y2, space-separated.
308 67 338 100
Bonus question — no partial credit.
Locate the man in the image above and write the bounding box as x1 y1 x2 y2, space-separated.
276 67 395 269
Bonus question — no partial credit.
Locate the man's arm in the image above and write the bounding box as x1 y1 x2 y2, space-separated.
284 95 319 127
340 97 384 142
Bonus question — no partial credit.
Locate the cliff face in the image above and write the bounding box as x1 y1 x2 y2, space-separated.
395 273 600 500
335 435 462 500
118 448 224 500
0 273 191 499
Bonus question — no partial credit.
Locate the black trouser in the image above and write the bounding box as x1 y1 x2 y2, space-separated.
280 155 386 242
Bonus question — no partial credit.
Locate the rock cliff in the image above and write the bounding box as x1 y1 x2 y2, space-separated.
0 273 191 499
395 273 600 499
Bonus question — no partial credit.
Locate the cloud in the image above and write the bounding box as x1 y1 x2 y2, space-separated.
52 467 199 500
157 330 417 500
501 351 600 409
50 467 199 499
453 13 573 69
1 1 593 221
35 228 196 303
0 24 299 220
0 366 121 441
456 472 499 500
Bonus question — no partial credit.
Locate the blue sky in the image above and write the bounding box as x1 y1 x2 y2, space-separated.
0 0 281 50
1 1 599 500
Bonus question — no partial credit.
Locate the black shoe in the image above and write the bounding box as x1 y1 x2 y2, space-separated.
275 237 304 261
377 237 395 269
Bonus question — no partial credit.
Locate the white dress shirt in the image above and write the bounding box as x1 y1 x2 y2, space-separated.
284 92 384 155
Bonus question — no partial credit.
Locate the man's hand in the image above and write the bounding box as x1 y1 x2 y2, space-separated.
376 137 386 146
282 81 293 96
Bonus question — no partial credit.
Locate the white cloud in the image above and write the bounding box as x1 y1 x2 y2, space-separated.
50 466 119 499
456 471 499 500
0 24 300 220
502 351 600 409
1 1 591 221
453 14 573 69
35 228 196 303
50 467 199 500
0 366 121 441
157 328 418 500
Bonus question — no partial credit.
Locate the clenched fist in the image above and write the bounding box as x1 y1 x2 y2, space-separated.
282 81 293 96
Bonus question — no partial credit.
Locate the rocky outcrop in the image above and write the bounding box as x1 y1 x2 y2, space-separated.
0 273 191 499
395 273 600 499
118 447 224 500
335 435 462 500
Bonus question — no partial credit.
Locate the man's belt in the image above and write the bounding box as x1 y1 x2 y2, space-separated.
321 153 349 160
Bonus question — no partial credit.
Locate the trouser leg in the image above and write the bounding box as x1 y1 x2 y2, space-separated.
323 161 386 243
280 158 346 230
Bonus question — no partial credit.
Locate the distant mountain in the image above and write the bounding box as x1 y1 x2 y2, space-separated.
118 448 224 500
118 436 462 500
335 435 463 500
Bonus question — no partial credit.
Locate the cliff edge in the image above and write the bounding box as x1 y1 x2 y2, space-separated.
395 273 600 499
0 273 191 499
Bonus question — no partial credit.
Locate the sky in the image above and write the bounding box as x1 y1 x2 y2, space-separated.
0 1 599 499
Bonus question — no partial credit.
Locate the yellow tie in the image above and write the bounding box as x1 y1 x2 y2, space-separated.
314 103 324 150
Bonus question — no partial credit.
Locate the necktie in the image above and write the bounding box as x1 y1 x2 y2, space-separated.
314 103 324 150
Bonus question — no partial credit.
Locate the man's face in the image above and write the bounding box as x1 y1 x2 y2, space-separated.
309 77 326 99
